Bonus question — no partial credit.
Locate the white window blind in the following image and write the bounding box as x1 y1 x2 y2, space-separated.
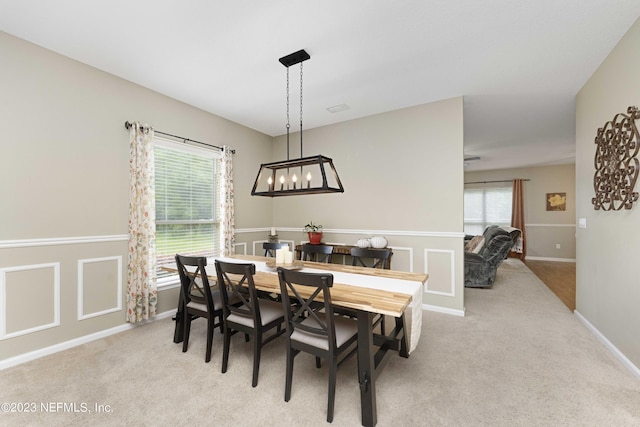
154 138 221 281
464 186 513 235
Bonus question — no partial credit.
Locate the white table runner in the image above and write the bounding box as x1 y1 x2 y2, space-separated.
213 257 422 353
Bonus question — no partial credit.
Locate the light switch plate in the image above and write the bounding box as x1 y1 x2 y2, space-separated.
578 218 587 229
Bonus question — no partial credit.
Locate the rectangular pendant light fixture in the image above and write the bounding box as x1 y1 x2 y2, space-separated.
251 49 345 197
251 154 344 197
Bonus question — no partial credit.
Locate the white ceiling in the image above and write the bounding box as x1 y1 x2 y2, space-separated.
2 1 639 171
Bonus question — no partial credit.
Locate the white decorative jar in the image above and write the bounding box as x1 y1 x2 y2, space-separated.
370 236 387 248
356 238 371 248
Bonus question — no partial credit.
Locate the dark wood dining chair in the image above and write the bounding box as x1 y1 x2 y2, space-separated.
215 260 286 387
263 242 289 257
301 243 333 263
276 267 358 423
175 254 223 363
349 247 393 334
350 247 391 269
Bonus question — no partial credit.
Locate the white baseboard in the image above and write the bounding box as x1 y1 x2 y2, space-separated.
0 309 176 371
525 256 576 262
574 310 640 381
423 303 465 317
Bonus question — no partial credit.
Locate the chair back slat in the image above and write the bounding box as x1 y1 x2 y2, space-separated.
263 242 290 257
175 254 225 363
215 260 260 325
176 254 215 310
350 247 391 269
301 244 334 263
277 267 336 349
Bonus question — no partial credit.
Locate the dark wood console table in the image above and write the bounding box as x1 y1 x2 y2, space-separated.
295 243 393 269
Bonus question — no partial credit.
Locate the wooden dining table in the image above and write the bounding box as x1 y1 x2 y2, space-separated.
169 254 427 427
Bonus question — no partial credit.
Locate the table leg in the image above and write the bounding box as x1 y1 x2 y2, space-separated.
356 311 377 427
173 290 185 343
397 314 409 358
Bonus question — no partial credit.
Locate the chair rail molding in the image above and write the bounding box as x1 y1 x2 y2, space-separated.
524 223 576 227
236 227 465 239
0 235 128 249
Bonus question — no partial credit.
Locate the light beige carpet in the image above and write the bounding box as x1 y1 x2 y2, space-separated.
1 259 639 426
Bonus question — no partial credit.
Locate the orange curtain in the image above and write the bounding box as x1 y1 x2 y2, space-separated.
511 179 526 260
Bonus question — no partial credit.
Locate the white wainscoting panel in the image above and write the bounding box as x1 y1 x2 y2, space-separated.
0 263 60 339
387 246 414 272
423 249 456 297
234 242 247 255
77 256 123 321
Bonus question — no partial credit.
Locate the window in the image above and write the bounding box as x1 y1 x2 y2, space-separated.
464 186 512 235
154 138 221 283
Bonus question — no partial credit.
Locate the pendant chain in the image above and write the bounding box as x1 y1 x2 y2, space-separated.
299 62 304 158
299 62 303 129
286 66 290 160
286 67 290 131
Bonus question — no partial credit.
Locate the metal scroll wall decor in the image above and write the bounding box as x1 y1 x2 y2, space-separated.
592 106 640 211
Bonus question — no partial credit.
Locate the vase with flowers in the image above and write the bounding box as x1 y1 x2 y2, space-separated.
303 221 323 244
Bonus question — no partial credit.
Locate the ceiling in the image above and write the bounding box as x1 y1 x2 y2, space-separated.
2 1 639 172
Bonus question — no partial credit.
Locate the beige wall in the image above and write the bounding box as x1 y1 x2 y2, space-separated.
271 99 464 231
465 164 576 260
0 32 466 364
0 32 271 361
575 17 640 369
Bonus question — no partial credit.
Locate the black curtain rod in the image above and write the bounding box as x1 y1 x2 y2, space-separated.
465 179 530 185
124 121 235 154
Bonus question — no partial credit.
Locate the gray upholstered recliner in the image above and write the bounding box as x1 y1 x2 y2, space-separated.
481 225 521 251
464 226 521 288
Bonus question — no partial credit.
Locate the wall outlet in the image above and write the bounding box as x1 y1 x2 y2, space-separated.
556 243 561 249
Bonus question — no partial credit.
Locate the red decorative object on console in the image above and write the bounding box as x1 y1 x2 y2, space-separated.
308 232 322 244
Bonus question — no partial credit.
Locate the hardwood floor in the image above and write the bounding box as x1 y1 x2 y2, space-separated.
523 260 576 311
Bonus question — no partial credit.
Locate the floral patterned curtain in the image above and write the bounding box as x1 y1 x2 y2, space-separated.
221 146 235 255
127 122 157 323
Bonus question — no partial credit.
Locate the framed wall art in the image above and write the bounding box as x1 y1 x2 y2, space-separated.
546 193 566 211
